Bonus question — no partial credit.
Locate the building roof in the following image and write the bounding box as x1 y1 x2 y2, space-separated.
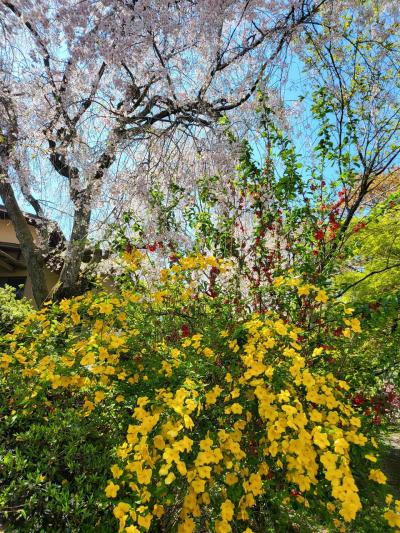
0 204 44 226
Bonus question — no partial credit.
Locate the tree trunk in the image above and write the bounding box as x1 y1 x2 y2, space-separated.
50 200 92 300
0 177 49 307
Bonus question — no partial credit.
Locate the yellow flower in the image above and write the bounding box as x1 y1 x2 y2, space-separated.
153 435 166 450
384 509 400 528
205 385 223 406
178 518 196 533
369 469 387 484
202 492 211 505
350 318 361 333
243 472 263 496
113 502 130 519
83 399 94 413
310 409 322 422
191 477 206 494
268 441 279 457
277 389 290 402
98 302 113 314
315 289 328 303
110 464 123 479
71 311 80 324
326 502 335 513
225 472 238 485
152 291 166 304
313 428 330 449
339 496 361 522
203 347 214 358
137 469 152 485
94 390 105 403
183 414 194 430
297 285 311 296
334 438 349 454
312 347 323 357
332 519 346 532
165 472 176 485
176 461 187 476
364 454 377 463
105 481 119 498
215 520 232 533
137 514 152 530
228 340 239 353
80 352 95 366
152 504 165 518
197 466 212 479
230 403 243 415
274 321 287 336
221 499 234 521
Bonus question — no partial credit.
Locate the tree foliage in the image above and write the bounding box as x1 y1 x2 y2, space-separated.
0 0 329 305
333 206 400 397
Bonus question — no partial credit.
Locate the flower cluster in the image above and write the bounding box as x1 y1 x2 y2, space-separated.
0 254 395 532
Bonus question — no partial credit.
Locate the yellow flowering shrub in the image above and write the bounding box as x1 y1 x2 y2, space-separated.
0 253 395 532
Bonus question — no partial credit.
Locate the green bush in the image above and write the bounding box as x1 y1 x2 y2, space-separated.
0 285 33 334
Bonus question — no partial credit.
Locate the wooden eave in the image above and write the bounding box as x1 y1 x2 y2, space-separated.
0 248 26 271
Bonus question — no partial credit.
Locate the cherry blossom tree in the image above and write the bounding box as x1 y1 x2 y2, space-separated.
0 0 345 305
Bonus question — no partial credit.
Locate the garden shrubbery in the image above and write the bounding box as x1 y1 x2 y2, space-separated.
0 285 33 334
0 252 398 532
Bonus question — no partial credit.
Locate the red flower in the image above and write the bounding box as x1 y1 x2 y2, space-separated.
373 415 382 425
314 229 324 241
352 394 365 406
353 222 366 234
181 324 190 337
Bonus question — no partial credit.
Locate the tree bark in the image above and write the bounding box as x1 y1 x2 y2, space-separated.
0 176 49 307
50 198 92 300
